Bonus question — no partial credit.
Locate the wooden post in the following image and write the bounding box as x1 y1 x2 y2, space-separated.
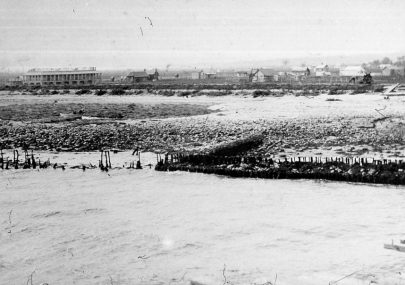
107 151 111 168
105 151 109 169
31 151 36 169
14 150 19 169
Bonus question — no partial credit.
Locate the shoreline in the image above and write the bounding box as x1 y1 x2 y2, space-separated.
1 114 403 157
0 92 404 174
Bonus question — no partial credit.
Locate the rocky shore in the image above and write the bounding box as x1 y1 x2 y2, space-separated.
0 115 403 156
0 91 404 161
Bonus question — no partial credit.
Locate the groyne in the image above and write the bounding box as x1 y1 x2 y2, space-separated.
0 148 51 169
155 153 405 185
0 149 144 171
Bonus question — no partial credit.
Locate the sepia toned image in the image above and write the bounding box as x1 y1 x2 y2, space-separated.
1 0 405 284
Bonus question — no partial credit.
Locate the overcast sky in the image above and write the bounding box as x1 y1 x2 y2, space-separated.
1 0 405 70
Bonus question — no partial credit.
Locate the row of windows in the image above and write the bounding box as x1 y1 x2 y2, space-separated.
29 80 94 86
26 73 101 81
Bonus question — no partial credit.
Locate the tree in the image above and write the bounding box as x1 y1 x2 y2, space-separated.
395 56 405 66
381 57 392 64
371 60 380 67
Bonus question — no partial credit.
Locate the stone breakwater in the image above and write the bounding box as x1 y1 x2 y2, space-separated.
0 115 402 153
155 153 405 185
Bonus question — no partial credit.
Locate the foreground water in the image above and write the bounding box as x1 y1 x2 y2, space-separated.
1 152 405 285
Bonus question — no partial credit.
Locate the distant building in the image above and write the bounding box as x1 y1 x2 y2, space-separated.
251 68 278 82
216 71 237 79
8 76 24 86
126 71 149 83
23 67 101 86
147 69 159 81
392 66 405 76
191 70 204 80
159 71 179 80
236 71 249 78
314 64 330 76
365 67 383 77
290 66 312 78
328 66 340 76
291 66 308 77
190 70 217 79
381 65 405 77
203 70 217 79
177 71 193 79
340 66 366 77
379 64 392 70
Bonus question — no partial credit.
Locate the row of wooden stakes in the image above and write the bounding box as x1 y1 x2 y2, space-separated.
0 149 51 169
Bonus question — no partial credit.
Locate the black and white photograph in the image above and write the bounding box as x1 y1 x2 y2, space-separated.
1 0 405 284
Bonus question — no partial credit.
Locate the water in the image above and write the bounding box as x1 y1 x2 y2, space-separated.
1 152 405 285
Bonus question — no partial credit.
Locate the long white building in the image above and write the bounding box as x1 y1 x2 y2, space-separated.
23 67 102 86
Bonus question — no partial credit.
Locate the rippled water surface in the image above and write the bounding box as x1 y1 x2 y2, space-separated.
1 152 405 285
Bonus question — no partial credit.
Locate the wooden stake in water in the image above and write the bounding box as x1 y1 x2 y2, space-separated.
107 151 111 168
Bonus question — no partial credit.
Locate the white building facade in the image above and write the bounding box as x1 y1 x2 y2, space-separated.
23 67 102 86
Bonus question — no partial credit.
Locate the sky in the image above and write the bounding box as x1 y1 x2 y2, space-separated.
1 0 405 71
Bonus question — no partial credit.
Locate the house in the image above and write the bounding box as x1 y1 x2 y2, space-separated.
177 71 193 79
159 71 179 80
216 71 237 79
291 66 306 76
379 64 392 71
391 66 405 76
203 70 217 79
328 66 340 76
251 68 278 82
291 66 311 77
381 65 405 77
8 76 24 86
236 71 249 78
365 67 383 77
191 70 217 79
191 70 204 80
340 66 366 77
314 64 330 76
147 69 159 81
126 71 149 83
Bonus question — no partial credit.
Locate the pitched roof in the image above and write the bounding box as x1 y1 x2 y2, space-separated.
315 64 328 69
341 66 365 72
385 66 405 70
291 66 307 72
259 68 276 76
365 67 382 73
340 66 365 76
203 69 217 74
127 71 148 77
